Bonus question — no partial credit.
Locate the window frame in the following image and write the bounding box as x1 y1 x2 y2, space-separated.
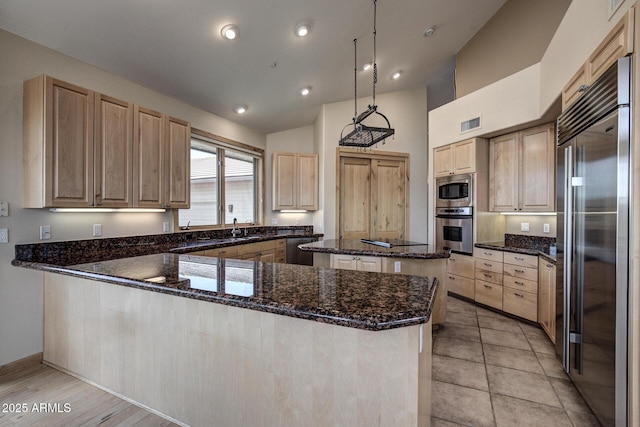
175 128 264 230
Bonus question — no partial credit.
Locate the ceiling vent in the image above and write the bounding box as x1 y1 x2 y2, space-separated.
460 116 481 133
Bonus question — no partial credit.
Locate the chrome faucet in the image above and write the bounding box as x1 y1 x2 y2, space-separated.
244 219 253 236
231 218 242 237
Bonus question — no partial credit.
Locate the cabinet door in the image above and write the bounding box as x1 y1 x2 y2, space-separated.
45 77 95 207
371 159 406 240
433 145 453 177
538 261 556 343
133 106 164 208
562 65 588 111
356 256 382 273
297 154 318 210
447 253 475 279
519 124 555 212
489 133 519 212
453 139 476 174
165 116 190 208
330 254 358 270
94 94 132 208
475 280 502 310
273 152 297 210
339 157 371 239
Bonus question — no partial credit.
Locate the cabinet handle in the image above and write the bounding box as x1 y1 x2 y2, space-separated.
352 257 357 261
515 256 524 261
484 262 492 267
546 264 553 268
514 293 524 298
449 258 455 262
483 273 492 278
515 281 524 286
484 284 492 289
220 250 226 254
449 276 455 280
483 252 493 256
515 269 525 273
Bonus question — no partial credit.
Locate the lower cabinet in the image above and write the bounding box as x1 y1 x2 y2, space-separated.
472 248 539 322
330 254 382 272
446 253 475 299
538 259 556 343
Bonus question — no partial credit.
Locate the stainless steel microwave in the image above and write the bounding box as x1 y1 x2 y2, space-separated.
436 173 473 208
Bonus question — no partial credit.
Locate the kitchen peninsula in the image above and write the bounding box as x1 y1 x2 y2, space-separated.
300 238 450 325
12 232 438 427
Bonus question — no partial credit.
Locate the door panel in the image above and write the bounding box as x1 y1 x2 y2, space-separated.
339 157 371 239
371 159 405 240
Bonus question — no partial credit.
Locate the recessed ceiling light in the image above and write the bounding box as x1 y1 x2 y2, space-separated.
234 104 248 114
362 62 372 71
300 86 311 96
295 23 310 37
221 24 239 40
392 71 403 80
423 26 436 37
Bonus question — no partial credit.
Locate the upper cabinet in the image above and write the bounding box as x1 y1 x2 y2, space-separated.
489 123 555 212
433 138 476 177
23 75 190 209
272 152 318 211
562 7 635 110
133 107 190 209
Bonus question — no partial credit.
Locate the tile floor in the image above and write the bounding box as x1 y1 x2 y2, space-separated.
431 296 601 427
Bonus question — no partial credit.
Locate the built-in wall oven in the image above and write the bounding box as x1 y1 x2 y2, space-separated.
436 173 473 208
435 207 473 255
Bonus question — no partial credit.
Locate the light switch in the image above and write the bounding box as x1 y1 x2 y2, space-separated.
520 222 530 232
543 223 550 233
93 224 102 237
40 225 51 240
0 228 8 243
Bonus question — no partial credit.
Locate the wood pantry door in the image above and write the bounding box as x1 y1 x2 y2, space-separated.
338 151 407 240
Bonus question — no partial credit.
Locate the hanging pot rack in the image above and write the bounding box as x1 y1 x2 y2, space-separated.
338 0 394 148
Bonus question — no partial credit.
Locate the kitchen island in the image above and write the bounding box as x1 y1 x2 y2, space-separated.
14 252 437 426
299 239 449 325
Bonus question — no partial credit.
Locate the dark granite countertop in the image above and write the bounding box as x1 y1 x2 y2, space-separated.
299 239 450 259
13 253 438 331
170 232 323 254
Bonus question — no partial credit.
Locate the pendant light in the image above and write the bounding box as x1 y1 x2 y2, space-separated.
339 0 394 148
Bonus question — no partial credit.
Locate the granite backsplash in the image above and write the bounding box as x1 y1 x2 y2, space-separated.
504 233 556 254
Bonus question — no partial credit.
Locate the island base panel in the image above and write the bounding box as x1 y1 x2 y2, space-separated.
43 273 432 427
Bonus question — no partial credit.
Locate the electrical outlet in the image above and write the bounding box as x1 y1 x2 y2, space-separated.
271 218 278 225
93 224 102 237
520 222 530 232
40 225 51 240
394 261 401 273
543 223 550 233
163 222 170 232
0 201 8 217
0 228 8 243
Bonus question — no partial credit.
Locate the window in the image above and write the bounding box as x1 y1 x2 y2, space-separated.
179 130 263 228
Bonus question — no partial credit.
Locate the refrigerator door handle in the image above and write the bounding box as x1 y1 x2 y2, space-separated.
562 145 573 373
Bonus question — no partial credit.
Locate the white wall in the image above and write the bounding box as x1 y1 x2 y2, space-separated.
0 29 265 367
265 126 316 227
317 88 429 242
504 215 557 238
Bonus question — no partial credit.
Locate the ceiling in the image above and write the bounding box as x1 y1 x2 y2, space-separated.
0 0 507 135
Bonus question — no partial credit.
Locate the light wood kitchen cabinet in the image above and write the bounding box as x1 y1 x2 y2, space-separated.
23 75 190 209
204 246 239 259
23 77 135 208
502 253 538 322
562 7 635 110
330 254 382 273
446 253 475 300
538 259 556 343
474 248 504 310
433 138 476 177
272 152 318 211
275 239 287 263
489 123 555 212
133 107 190 209
236 240 277 261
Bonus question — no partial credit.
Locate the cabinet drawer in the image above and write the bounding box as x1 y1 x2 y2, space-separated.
474 248 504 263
275 239 286 249
504 275 538 294
446 274 474 299
447 254 475 279
475 269 503 285
503 252 538 268
475 280 503 310
205 246 239 258
503 264 537 282
276 248 286 257
237 240 275 256
475 259 503 274
503 288 537 322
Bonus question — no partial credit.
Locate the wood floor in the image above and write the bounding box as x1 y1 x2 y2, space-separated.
0 364 180 426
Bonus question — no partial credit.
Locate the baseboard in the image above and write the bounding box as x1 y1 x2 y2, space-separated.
0 352 43 380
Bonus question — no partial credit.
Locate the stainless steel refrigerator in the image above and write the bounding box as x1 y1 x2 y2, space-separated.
556 56 631 427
